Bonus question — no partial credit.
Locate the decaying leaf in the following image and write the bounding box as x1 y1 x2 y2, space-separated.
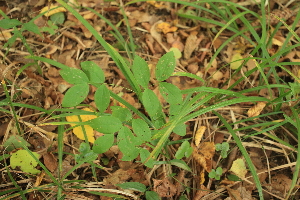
40 4 67 17
193 142 215 172
153 178 177 197
195 126 206 147
271 174 292 194
247 102 266 118
66 107 97 143
230 158 247 179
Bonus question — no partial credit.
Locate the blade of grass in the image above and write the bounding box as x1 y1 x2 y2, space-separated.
286 108 300 198
214 111 264 200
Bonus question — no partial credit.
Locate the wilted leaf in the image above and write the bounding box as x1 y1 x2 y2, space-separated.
195 126 206 147
66 108 97 143
247 102 266 118
230 158 247 179
40 4 67 17
10 150 41 175
230 52 244 70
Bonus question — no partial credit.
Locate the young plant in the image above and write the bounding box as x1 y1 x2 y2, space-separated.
209 167 223 180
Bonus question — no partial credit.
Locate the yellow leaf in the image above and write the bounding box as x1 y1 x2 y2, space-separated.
195 126 206 146
230 158 247 179
230 52 243 70
66 108 97 143
40 4 67 17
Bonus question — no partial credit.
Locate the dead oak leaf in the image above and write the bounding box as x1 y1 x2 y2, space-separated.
192 142 215 172
153 178 177 197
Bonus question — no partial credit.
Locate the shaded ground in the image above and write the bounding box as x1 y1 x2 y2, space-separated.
0 0 300 199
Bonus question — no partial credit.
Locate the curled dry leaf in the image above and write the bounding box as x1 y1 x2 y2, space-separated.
156 22 178 34
195 126 206 147
153 178 177 197
184 31 198 60
40 4 67 17
247 101 266 118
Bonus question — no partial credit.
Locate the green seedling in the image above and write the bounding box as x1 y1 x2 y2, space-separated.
216 142 230 158
209 167 222 180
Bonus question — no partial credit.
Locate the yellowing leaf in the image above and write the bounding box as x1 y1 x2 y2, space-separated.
230 52 243 70
230 158 247 179
40 4 67 17
66 108 97 143
11 150 41 175
247 102 266 118
195 126 206 146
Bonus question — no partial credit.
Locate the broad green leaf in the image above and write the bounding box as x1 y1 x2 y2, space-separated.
0 19 21 29
60 67 89 84
132 55 150 88
117 127 140 161
140 148 154 168
173 123 186 136
94 85 110 113
3 135 30 152
62 83 89 107
10 150 41 174
116 182 146 192
93 134 114 154
142 88 161 118
155 51 176 81
145 191 161 200
89 116 122 134
50 12 65 25
132 118 151 144
22 21 41 35
175 140 192 159
81 61 105 83
75 143 97 163
112 106 132 122
159 82 182 105
169 103 182 116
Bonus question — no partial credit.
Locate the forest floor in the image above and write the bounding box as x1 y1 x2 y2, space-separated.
0 0 300 200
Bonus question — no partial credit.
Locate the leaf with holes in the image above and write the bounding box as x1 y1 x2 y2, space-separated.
156 51 176 81
62 83 89 107
60 67 89 84
94 85 110 113
10 150 41 174
89 116 122 134
142 88 161 118
117 126 140 161
93 134 114 154
81 61 105 83
132 55 150 88
159 82 182 105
